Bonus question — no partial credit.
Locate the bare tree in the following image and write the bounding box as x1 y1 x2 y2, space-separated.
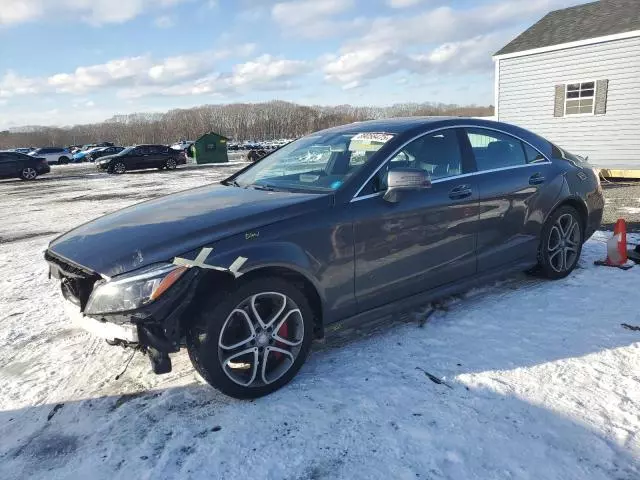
0 101 494 149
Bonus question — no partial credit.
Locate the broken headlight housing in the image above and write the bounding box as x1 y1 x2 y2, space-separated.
85 263 187 315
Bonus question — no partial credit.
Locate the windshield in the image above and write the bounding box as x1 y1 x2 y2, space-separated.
231 131 394 192
118 146 135 155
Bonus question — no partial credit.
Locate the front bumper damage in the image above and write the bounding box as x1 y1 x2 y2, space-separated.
46 249 204 374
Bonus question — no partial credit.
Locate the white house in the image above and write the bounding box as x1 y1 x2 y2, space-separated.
493 0 640 169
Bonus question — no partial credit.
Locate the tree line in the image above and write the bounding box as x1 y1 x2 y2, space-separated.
0 100 494 149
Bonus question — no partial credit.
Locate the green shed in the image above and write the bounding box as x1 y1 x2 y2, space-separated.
190 132 229 164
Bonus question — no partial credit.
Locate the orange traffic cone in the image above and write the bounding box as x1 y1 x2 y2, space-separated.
596 218 631 269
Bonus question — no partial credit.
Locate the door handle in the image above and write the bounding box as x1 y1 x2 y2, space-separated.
529 173 545 185
449 184 472 200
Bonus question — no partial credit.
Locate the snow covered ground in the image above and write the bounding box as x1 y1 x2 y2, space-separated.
0 165 638 479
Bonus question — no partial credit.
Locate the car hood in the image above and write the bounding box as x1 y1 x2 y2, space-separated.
48 185 330 277
97 154 119 163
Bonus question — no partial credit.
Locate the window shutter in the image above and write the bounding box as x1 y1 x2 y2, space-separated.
595 79 609 115
554 85 565 117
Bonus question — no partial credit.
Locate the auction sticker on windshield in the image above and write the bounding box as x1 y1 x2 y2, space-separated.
350 132 394 152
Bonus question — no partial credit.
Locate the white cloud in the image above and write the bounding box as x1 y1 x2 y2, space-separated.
0 43 259 97
324 34 506 88
387 0 428 8
119 54 311 98
272 0 357 38
228 54 310 88
0 71 42 98
0 0 190 26
346 0 580 51
154 15 174 28
322 0 582 88
0 0 43 25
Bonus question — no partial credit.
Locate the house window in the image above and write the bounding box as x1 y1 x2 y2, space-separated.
565 82 595 115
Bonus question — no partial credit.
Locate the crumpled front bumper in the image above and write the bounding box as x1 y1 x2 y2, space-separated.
63 300 139 343
47 249 203 354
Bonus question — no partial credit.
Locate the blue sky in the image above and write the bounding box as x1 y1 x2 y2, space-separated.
0 0 589 128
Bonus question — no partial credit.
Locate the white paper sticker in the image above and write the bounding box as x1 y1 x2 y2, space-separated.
351 132 394 143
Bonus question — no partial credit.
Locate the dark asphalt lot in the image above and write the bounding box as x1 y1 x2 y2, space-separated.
601 181 640 232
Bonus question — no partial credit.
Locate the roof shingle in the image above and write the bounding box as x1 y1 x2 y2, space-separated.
495 0 640 56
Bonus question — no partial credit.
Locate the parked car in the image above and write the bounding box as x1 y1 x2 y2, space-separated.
29 147 71 165
247 149 267 162
95 144 184 174
45 118 604 399
170 141 194 151
72 146 103 163
0 151 50 180
9 147 34 154
87 146 124 162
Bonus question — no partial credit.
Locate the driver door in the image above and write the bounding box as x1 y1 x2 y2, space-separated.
350 128 479 312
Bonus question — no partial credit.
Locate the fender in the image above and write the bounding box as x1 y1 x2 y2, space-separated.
174 241 327 307
544 175 589 228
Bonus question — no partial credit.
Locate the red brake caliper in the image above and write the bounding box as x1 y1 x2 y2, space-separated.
272 321 289 360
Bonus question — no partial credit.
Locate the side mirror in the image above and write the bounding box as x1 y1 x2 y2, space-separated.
383 168 431 203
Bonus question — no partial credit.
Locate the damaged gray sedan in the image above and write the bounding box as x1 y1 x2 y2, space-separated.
45 117 604 398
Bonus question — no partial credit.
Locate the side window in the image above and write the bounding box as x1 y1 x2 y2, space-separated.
523 143 546 163
465 128 527 171
358 129 463 196
136 146 149 155
149 146 161 154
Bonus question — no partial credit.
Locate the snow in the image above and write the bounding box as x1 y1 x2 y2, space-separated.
0 166 639 479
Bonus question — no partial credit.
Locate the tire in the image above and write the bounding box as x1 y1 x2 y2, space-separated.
537 205 584 279
165 158 177 170
113 162 126 174
186 277 314 399
19 167 38 180
58 156 69 165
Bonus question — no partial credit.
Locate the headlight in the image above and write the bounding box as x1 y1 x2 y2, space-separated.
85 263 188 315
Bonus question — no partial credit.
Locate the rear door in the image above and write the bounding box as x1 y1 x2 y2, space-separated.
130 146 150 169
0 153 17 177
153 145 170 167
351 128 479 311
463 127 556 272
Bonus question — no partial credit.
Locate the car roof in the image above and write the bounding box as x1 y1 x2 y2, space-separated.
315 116 553 157
319 117 456 134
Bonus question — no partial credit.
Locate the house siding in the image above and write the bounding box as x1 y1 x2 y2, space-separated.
497 36 640 168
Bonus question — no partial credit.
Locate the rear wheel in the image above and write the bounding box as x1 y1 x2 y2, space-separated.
165 158 177 170
537 205 583 279
186 277 314 399
20 167 38 180
58 156 69 165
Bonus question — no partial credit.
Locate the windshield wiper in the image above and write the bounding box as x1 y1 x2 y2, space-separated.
248 183 278 191
223 179 242 187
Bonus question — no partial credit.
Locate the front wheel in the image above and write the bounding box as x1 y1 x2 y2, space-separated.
58 156 70 165
112 162 126 174
186 277 314 399
537 205 583 279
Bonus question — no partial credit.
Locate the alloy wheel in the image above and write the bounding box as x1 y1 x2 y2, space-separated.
166 159 177 170
21 167 37 180
114 162 126 174
547 213 581 273
216 292 305 388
